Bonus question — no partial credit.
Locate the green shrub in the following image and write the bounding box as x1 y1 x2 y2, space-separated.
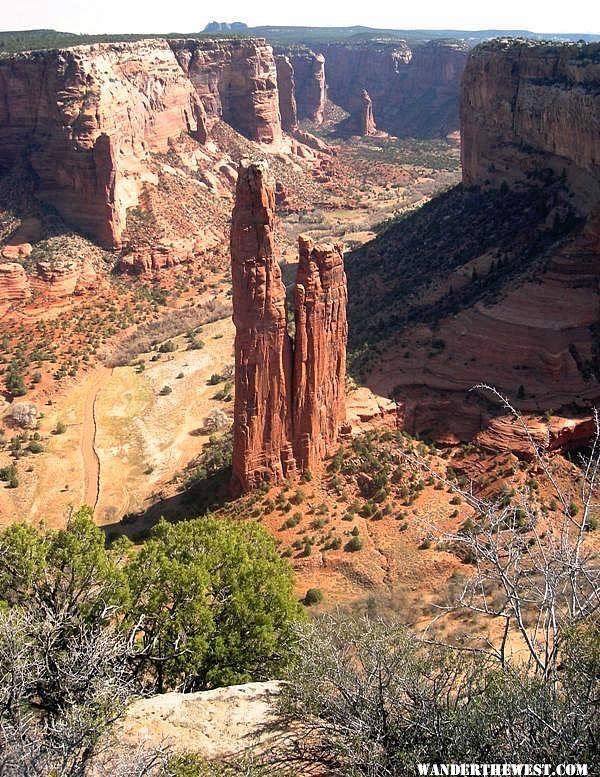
159 340 177 353
304 588 324 606
346 535 363 552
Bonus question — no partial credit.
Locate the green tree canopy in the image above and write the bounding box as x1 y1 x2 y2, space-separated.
0 506 130 622
0 509 303 694
125 517 304 691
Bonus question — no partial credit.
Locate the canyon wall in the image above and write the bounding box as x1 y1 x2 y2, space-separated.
275 55 298 131
231 161 347 492
0 40 207 249
461 39 600 209
317 40 468 137
347 39 600 442
171 38 283 144
0 37 285 253
288 50 326 124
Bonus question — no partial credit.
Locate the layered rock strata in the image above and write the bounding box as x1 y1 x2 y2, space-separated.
293 236 347 472
171 38 283 144
0 40 207 249
231 161 347 492
0 263 31 311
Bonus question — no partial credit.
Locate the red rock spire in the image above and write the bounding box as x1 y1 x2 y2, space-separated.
293 235 348 472
230 161 347 493
361 89 377 136
230 159 296 494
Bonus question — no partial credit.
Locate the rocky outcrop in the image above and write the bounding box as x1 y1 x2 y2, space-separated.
0 40 207 249
0 262 31 310
275 55 298 131
360 89 376 136
288 50 326 124
293 236 347 472
113 681 287 763
1 218 42 260
231 161 347 493
461 40 600 210
171 38 283 144
319 41 467 137
230 160 296 494
477 414 596 458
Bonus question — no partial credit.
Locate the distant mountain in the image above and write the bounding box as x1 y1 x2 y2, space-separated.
203 22 249 33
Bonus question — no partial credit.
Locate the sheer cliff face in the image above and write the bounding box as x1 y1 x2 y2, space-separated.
461 40 600 209
0 40 207 249
0 37 284 251
293 236 347 473
318 41 468 137
230 160 296 495
275 55 298 131
288 51 326 124
171 39 283 144
231 162 347 493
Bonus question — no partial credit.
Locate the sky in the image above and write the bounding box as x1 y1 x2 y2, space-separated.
3 0 600 35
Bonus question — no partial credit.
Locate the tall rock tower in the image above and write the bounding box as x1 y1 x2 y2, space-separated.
293 236 347 472
230 159 297 495
230 161 348 493
360 89 377 136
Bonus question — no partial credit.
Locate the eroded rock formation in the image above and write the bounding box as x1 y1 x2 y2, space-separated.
0 263 31 311
275 55 298 132
171 39 283 144
288 50 326 124
0 36 290 258
293 236 347 472
360 89 376 136
230 160 296 494
231 161 347 492
0 40 207 249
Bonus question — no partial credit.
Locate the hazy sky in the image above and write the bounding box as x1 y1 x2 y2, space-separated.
4 0 600 35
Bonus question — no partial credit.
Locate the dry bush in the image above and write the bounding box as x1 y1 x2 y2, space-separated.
105 299 231 367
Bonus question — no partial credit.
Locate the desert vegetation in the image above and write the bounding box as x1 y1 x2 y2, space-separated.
0 507 302 774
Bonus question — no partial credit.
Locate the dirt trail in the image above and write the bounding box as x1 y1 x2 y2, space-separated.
81 367 112 510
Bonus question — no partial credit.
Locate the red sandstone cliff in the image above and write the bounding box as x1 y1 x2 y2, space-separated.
288 51 326 124
461 39 600 211
0 40 207 249
293 235 347 472
171 39 283 144
231 162 347 492
230 159 296 494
